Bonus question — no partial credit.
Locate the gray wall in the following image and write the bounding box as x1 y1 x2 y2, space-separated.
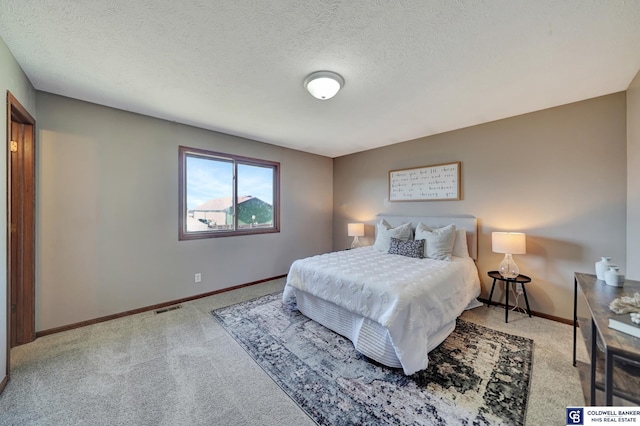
0 37 37 387
36 92 333 331
334 93 627 321
628 70 640 280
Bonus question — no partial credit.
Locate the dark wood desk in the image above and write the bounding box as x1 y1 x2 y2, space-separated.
573 272 640 405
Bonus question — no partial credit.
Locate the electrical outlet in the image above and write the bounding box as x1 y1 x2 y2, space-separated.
194 273 202 283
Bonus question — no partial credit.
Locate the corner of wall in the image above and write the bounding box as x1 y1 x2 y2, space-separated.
627 69 640 279
0 34 37 392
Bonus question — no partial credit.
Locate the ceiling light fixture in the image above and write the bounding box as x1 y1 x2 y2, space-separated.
304 71 344 100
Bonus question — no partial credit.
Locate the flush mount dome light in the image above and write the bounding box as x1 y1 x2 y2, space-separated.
304 71 344 100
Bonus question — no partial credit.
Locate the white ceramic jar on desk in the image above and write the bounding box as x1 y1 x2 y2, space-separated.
605 266 625 287
595 257 614 280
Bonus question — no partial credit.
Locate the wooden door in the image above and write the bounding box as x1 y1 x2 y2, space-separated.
6 92 36 361
9 119 36 347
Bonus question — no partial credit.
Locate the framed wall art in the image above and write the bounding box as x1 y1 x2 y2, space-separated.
388 162 461 201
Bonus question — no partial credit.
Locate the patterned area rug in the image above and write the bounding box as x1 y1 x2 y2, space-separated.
212 292 533 426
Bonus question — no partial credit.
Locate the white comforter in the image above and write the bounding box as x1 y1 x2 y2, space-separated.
283 246 481 374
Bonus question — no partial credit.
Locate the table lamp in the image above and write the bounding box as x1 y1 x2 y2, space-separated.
492 232 526 279
348 223 365 249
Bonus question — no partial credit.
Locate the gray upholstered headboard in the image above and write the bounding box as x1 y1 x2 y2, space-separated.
375 214 478 260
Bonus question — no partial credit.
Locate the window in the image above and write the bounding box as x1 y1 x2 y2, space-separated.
178 146 280 240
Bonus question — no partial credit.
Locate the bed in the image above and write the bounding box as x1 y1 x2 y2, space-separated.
283 215 481 375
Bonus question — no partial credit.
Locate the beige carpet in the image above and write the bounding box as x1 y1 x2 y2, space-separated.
0 278 587 425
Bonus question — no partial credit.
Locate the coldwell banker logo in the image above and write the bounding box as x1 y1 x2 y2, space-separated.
567 408 584 425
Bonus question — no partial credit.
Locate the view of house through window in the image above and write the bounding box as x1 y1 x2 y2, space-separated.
179 146 279 239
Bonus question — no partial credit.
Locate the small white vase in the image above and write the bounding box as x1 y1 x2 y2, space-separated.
605 266 625 287
595 257 614 280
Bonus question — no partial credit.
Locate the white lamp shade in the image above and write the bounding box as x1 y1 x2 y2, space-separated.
304 71 344 100
347 223 365 237
492 232 526 254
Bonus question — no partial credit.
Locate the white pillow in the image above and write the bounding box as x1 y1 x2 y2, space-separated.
415 223 457 261
452 228 471 258
373 220 412 252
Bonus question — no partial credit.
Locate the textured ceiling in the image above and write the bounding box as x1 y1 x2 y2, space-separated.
1 1 639 158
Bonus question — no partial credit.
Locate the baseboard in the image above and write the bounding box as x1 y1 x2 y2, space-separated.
477 297 572 325
34 280 571 337
36 274 287 338
0 374 7 394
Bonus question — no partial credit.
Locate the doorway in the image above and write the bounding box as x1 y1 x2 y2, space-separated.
7 91 36 350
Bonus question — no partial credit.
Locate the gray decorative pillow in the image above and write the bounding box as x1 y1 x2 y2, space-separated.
373 220 413 252
388 237 425 259
452 228 470 258
415 223 457 261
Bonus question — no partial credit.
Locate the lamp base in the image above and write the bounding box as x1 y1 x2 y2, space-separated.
351 236 361 249
498 253 519 279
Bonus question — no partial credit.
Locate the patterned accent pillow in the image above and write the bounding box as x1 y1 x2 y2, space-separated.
388 237 425 259
373 220 413 252
415 223 457 261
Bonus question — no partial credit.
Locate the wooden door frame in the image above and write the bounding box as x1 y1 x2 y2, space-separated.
3 91 36 394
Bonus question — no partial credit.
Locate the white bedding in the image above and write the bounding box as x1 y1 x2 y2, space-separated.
283 246 481 375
